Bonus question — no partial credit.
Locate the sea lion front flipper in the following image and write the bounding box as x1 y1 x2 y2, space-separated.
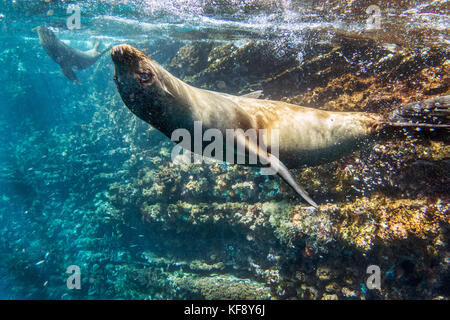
266 153 318 208
235 133 318 208
61 66 80 83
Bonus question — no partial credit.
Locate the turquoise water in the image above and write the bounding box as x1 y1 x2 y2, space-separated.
0 1 448 300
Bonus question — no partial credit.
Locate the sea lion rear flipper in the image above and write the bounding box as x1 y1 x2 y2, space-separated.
236 133 318 208
387 95 450 129
61 66 80 84
93 40 101 52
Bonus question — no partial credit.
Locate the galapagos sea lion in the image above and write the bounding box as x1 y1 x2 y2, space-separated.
110 44 449 207
37 26 108 83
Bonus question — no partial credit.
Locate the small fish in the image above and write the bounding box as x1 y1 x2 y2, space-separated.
43 281 48 287
35 260 45 265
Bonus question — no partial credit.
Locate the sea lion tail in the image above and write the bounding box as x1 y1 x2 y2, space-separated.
93 40 113 55
92 41 114 57
93 40 101 52
95 43 115 57
386 95 449 130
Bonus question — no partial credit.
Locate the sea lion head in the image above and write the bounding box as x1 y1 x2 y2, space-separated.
36 26 56 45
111 44 171 121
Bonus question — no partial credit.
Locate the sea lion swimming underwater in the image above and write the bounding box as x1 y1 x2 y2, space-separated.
36 26 108 83
110 44 449 207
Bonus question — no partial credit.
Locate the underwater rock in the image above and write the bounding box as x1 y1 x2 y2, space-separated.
125 256 270 299
169 40 301 93
168 41 215 78
263 38 449 113
176 275 271 300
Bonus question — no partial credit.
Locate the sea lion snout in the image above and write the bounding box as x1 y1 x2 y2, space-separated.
111 44 146 68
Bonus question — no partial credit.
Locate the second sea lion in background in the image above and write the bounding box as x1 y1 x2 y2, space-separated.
37 26 108 83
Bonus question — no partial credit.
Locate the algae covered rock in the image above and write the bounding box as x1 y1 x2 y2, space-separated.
168 40 301 93
168 41 215 78
175 275 271 300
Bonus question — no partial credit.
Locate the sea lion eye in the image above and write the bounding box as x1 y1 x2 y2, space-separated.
138 72 151 82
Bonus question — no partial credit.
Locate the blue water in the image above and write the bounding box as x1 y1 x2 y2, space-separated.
0 1 448 300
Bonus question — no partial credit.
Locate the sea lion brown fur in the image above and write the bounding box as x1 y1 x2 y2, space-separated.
37 26 108 83
110 44 449 207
